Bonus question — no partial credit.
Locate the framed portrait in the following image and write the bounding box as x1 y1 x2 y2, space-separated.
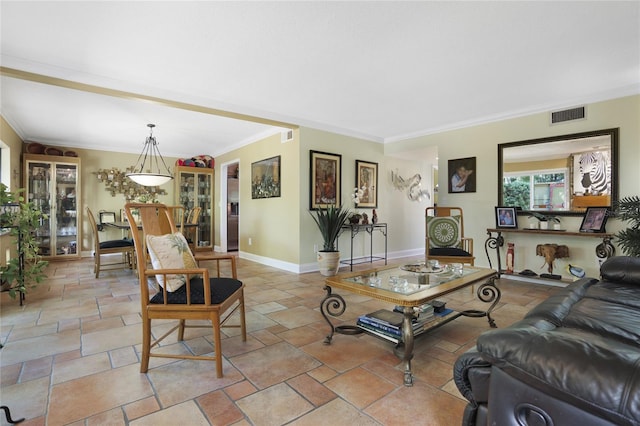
448 157 476 193
99 211 116 224
310 150 341 209
355 160 378 208
579 207 609 233
251 155 281 199
495 206 518 229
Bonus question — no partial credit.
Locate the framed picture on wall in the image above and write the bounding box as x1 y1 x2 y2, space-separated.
448 157 476 193
251 155 281 199
310 150 341 210
355 160 378 208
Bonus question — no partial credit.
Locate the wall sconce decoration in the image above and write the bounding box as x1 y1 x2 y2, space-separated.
390 169 431 202
95 167 167 201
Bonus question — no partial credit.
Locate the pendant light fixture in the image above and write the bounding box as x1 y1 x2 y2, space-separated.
126 124 174 186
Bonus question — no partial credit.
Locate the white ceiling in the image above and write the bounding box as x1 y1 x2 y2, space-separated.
1 1 639 158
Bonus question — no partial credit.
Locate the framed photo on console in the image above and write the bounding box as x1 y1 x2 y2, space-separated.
495 206 518 229
579 207 609 233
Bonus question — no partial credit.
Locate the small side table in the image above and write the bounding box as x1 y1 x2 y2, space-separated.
337 223 387 271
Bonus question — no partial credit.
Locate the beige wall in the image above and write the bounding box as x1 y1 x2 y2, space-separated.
215 131 302 266
1 116 24 190
386 95 640 278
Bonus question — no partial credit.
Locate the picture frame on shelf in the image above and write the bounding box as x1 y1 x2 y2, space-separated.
355 160 378 208
495 206 518 229
310 150 341 210
251 155 281 199
579 207 609 233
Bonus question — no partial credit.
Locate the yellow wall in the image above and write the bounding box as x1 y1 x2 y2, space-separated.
215 131 301 266
1 116 24 190
386 94 640 278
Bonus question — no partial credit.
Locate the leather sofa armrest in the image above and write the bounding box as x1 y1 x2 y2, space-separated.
453 348 492 404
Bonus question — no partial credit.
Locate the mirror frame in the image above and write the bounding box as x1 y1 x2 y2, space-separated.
498 128 619 216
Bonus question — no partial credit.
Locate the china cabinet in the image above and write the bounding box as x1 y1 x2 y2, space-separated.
175 166 214 251
23 154 81 259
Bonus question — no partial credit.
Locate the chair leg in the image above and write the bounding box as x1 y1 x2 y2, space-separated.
239 293 247 342
95 254 100 278
177 319 186 341
140 317 151 373
212 314 223 378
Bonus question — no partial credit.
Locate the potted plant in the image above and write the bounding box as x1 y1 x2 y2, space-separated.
309 205 351 276
613 196 640 257
0 183 49 301
528 211 562 230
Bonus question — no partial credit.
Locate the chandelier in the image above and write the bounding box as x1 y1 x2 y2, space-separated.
126 124 174 186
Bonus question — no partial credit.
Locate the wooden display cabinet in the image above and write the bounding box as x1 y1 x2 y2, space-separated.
175 166 214 251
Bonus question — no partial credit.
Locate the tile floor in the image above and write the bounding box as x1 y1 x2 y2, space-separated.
0 256 559 425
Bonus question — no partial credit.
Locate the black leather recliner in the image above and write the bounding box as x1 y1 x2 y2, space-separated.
453 256 640 426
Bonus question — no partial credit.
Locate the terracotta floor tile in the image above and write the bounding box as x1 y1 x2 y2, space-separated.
148 357 244 407
85 407 126 425
365 381 467 425
197 390 246 425
325 367 396 409
124 395 161 421
230 341 321 389
52 352 111 384
224 380 258 400
0 376 50 421
236 383 313 425
130 400 210 425
286 373 337 406
307 365 338 383
47 364 153 425
20 356 53 382
290 398 381 426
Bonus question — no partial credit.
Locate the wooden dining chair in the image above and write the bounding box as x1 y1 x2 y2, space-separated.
426 206 475 266
87 207 135 278
124 202 246 377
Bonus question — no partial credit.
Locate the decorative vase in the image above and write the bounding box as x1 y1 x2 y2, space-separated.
506 243 515 274
317 251 341 276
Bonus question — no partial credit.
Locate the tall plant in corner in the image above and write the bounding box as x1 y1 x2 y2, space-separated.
0 183 49 299
309 205 351 276
614 195 640 257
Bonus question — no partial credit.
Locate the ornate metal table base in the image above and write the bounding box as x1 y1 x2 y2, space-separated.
320 277 501 386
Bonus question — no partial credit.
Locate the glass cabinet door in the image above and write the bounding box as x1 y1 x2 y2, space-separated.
176 167 214 251
25 154 81 259
55 164 78 256
27 162 52 256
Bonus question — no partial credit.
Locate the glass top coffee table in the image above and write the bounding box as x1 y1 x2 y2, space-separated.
321 261 499 386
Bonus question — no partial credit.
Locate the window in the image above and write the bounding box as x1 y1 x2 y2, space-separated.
504 169 567 211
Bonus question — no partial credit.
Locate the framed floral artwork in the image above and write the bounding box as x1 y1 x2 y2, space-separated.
355 160 378 208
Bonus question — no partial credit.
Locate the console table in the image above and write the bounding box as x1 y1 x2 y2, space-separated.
337 223 387 271
485 228 615 277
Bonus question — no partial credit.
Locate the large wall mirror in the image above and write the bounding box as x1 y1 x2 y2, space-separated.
498 128 619 215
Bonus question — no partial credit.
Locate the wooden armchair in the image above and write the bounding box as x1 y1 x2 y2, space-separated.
87 207 135 278
426 206 475 266
124 203 246 377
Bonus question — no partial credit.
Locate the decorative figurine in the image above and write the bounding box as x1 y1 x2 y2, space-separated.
361 213 369 224
372 209 378 224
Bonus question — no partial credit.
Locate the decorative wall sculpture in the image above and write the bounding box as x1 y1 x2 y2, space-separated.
94 167 167 201
390 169 430 202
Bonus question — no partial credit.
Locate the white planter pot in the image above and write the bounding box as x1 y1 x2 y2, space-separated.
317 251 341 276
539 221 549 230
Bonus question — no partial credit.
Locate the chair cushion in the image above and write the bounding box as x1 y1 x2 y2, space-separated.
146 232 197 292
99 239 134 249
150 276 242 304
429 247 472 257
427 215 462 248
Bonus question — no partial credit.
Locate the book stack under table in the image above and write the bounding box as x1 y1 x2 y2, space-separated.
357 304 448 344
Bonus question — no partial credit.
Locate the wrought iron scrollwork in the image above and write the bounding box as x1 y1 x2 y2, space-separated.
595 237 615 259
320 285 346 344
